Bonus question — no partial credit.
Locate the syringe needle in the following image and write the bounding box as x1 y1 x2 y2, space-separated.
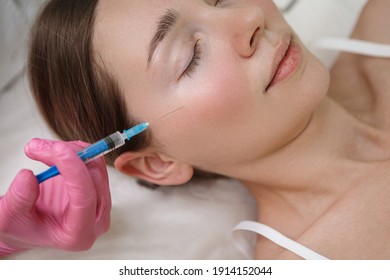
149 106 184 126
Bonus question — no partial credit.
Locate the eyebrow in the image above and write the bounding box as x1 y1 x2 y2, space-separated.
147 9 179 67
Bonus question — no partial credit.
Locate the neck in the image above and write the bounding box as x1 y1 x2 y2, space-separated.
238 96 386 232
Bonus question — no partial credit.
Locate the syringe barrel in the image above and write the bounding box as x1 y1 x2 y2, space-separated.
77 131 125 163
36 131 125 183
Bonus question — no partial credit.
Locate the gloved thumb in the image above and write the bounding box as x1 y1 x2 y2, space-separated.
4 170 40 214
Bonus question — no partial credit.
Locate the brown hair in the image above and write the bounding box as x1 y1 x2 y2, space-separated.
28 0 149 165
28 0 223 183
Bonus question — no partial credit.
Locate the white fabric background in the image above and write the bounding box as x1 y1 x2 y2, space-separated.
0 0 366 259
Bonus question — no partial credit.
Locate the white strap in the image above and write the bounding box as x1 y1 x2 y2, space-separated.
232 39 390 260
312 37 390 58
233 221 329 260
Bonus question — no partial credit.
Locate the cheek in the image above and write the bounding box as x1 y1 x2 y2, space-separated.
186 63 249 123
158 62 252 165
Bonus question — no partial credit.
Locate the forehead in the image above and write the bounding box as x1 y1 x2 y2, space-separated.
93 0 186 115
94 1 146 62
92 1 164 108
93 0 176 69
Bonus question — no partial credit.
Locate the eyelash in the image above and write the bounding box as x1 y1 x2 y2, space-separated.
182 0 223 78
183 40 201 78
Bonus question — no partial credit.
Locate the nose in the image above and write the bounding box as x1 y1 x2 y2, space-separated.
222 6 265 57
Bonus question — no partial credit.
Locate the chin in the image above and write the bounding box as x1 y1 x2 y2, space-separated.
299 50 330 109
280 53 330 144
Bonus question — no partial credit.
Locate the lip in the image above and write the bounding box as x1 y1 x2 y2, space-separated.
265 35 302 91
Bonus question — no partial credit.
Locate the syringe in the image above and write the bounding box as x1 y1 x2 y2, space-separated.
35 122 149 184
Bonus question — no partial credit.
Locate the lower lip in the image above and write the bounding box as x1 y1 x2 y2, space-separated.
267 41 302 90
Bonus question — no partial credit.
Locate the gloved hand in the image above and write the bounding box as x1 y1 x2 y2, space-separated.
0 139 111 256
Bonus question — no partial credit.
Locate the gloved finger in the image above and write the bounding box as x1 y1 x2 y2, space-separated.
26 138 110 237
50 142 97 245
1 170 39 217
69 149 111 237
25 138 90 167
86 161 111 236
94 176 111 236
69 140 110 234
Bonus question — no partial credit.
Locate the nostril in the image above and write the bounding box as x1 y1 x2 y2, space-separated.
250 27 261 48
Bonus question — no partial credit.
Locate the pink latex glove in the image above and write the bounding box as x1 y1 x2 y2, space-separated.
0 139 111 256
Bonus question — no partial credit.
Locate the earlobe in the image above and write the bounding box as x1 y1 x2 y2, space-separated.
114 151 194 186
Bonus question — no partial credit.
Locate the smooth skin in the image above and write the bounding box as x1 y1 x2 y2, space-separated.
94 0 390 259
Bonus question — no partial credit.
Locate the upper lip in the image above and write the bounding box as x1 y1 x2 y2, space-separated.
265 33 292 90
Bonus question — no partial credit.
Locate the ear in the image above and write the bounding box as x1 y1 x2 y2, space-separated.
114 150 194 186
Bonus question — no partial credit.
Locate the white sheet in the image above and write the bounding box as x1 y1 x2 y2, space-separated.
0 0 366 259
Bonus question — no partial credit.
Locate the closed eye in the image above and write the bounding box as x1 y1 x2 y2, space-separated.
183 40 201 78
215 0 223 6
182 0 223 78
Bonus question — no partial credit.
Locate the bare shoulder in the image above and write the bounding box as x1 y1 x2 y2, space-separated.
298 163 390 259
352 0 390 45
256 162 390 260
329 0 390 129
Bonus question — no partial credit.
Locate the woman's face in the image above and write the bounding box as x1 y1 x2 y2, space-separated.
94 0 329 176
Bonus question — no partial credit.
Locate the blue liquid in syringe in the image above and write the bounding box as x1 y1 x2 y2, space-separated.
35 122 149 184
